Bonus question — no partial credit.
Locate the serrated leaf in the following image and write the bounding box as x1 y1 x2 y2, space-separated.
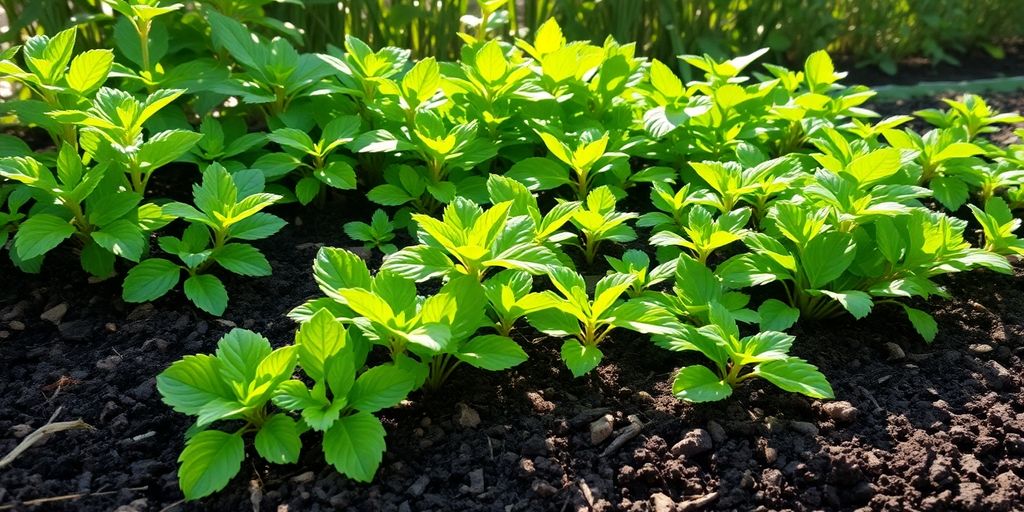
255 414 302 464
123 258 181 303
178 430 244 500
184 274 229 315
322 412 386 482
672 365 732 403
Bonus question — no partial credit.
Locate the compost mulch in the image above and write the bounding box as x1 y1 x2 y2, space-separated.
1 93 1023 512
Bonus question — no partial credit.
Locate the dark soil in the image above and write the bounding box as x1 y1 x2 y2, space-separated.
1 95 1024 512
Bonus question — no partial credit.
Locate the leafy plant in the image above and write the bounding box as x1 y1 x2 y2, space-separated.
292 248 529 390
568 186 637 266
0 145 155 276
157 329 299 500
604 249 676 298
661 304 833 403
266 116 361 205
524 267 678 377
381 196 560 281
650 206 750 265
344 209 398 254
968 197 1024 256
50 87 202 195
123 164 284 315
718 202 1011 341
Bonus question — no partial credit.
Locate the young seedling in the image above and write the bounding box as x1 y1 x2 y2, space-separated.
649 206 750 265
267 115 361 204
123 164 284 315
968 197 1024 256
604 249 676 298
157 329 299 500
382 196 560 282
524 267 678 377
662 304 833 403
344 209 398 254
50 87 202 195
569 186 637 266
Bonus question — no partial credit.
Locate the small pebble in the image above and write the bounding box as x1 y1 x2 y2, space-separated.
789 421 819 436
969 344 993 355
40 303 68 324
671 428 713 457
290 471 315 484
96 355 123 371
456 403 481 429
590 414 615 445
821 401 858 423
8 320 25 331
650 492 675 512
883 342 905 361
531 480 559 497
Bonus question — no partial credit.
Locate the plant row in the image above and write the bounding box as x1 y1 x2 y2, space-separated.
0 5 1023 501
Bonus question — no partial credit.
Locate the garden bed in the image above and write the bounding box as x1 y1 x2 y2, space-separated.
1 89 1022 511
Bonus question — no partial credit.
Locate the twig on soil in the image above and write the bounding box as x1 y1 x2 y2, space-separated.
0 486 147 510
0 407 93 470
856 385 884 413
600 414 645 457
677 491 719 511
157 499 185 512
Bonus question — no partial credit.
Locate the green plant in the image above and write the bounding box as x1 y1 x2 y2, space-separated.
915 94 1024 141
568 185 637 266
524 266 678 377
0 28 114 146
50 87 202 195
292 248 528 390
718 202 1011 341
650 206 750 265
266 116 361 205
343 209 398 254
968 197 1024 256
381 197 560 281
604 249 676 298
105 0 183 86
0 145 157 276
122 164 284 315
662 303 833 403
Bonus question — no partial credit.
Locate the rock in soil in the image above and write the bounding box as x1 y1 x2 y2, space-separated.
650 492 675 512
455 402 481 428
40 302 68 324
670 428 713 457
821 401 858 423
590 414 615 445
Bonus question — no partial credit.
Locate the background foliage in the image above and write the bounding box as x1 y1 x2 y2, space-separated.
2 0 1023 74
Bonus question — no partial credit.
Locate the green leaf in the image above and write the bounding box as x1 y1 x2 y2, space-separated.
123 258 181 303
802 232 856 289
456 335 528 371
229 213 286 241
215 329 272 386
672 365 733 403
138 130 204 171
757 358 834 399
295 176 321 205
178 430 244 500
367 184 414 206
88 191 142 227
157 354 233 415
213 244 271 276
316 160 357 190
930 176 969 212
816 290 873 319
381 245 454 281
757 299 800 331
902 305 938 342
14 214 75 260
348 365 414 413
323 412 386 482
91 220 145 262
846 148 901 185
67 49 114 94
560 340 603 377
296 309 348 381
269 128 316 154
475 40 508 83
505 157 570 191
184 274 229 315
255 414 302 464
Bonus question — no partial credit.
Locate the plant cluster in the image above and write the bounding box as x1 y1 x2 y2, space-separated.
1 5 1021 503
